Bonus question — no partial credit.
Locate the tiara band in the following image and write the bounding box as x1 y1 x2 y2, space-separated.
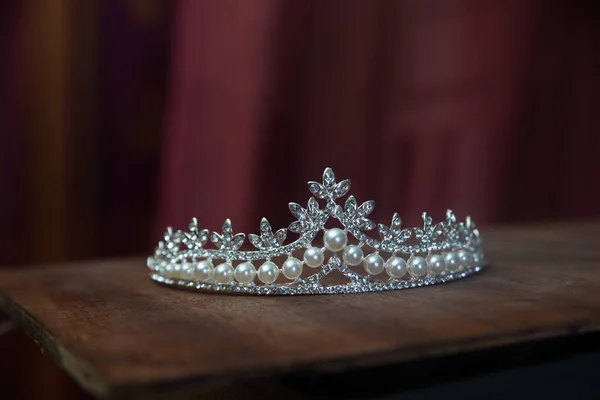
148 168 486 295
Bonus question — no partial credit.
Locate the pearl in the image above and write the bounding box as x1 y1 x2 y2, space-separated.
282 257 303 280
181 262 194 279
234 262 256 284
164 263 176 278
304 247 324 268
343 245 364 266
444 251 460 272
323 228 348 252
214 262 234 284
408 256 428 278
457 249 474 267
364 254 385 275
386 256 407 278
472 251 483 265
195 260 214 282
258 261 279 284
427 254 446 275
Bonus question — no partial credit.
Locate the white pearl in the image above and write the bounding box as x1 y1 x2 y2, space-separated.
472 251 483 265
164 263 176 278
214 262 234 284
304 247 324 268
181 262 194 279
195 260 214 282
457 249 474 267
427 254 446 275
282 257 303 279
342 245 364 266
444 251 460 272
386 256 407 278
258 261 279 284
323 228 348 252
408 256 428 277
364 254 385 275
234 262 256 284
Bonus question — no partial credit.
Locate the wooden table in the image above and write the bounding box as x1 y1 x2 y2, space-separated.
1 220 600 399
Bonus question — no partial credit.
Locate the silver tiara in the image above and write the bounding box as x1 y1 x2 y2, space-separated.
148 168 486 295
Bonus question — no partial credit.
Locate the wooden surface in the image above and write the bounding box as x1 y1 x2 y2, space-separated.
1 220 600 398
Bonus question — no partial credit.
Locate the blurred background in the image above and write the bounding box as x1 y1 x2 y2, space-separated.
0 0 599 398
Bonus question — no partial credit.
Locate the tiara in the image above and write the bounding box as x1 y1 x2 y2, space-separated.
148 168 486 295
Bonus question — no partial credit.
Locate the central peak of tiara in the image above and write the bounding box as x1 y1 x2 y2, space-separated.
148 168 486 295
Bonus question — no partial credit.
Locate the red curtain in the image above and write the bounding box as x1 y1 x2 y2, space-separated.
159 0 600 238
1 1 599 399
0 1 172 399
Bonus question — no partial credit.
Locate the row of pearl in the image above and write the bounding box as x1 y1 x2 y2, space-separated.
316 228 482 277
164 228 482 285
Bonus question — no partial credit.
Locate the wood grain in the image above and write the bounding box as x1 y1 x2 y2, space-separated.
1 220 600 398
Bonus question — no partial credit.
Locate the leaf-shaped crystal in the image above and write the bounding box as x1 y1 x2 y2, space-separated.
323 167 336 188
260 217 271 234
248 233 264 250
334 179 351 198
210 232 223 247
188 217 199 234
288 221 301 233
289 221 310 233
232 233 245 249
308 181 326 198
357 200 375 217
222 219 233 235
466 216 473 230
289 202 307 220
307 197 320 218
274 228 287 244
344 196 357 216
164 227 174 241
446 210 457 224
422 212 432 227
183 231 194 245
397 228 412 241
357 218 375 230
391 213 402 233
378 224 392 240
198 229 209 246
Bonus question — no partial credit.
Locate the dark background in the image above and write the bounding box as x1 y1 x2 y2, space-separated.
0 0 599 398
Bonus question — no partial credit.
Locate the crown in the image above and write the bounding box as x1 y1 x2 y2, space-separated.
148 168 486 295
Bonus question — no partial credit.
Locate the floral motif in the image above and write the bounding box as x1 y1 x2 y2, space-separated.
378 212 412 247
337 195 376 231
307 167 351 200
163 227 183 252
414 212 443 245
249 218 287 250
441 210 460 243
183 217 209 250
210 219 245 250
288 197 326 233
